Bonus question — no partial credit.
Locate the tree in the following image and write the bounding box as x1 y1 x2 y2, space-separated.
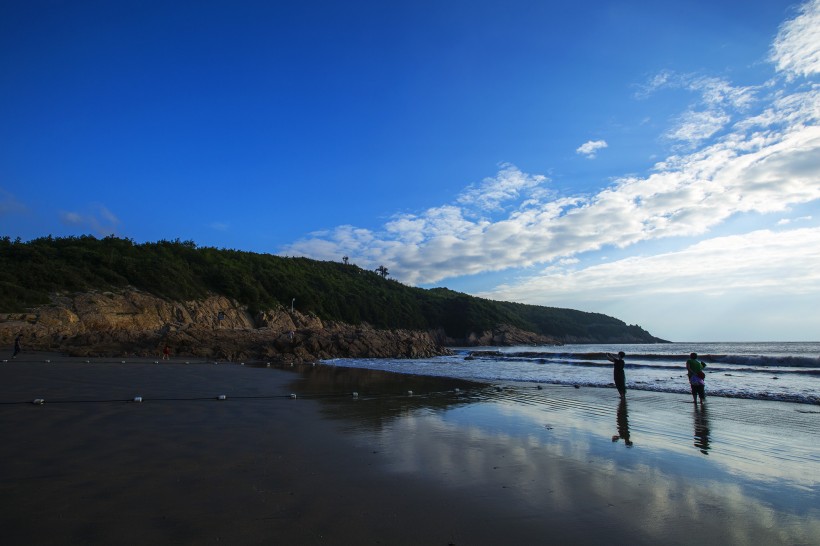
375 265 389 278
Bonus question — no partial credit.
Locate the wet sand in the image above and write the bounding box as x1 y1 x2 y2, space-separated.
1 353 818 545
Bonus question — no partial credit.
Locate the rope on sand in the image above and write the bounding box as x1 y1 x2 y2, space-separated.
0 358 486 406
0 388 473 406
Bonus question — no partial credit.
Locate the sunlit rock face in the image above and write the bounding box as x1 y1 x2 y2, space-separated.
0 289 450 360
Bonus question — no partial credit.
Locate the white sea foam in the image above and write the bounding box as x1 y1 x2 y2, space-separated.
323 342 820 405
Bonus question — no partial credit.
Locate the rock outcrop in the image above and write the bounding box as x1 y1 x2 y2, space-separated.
429 324 562 347
0 289 450 361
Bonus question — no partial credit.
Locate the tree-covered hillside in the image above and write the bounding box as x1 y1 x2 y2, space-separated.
0 235 664 342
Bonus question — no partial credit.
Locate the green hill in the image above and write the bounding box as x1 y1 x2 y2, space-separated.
0 235 665 343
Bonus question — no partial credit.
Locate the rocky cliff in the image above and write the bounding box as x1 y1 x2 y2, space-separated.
0 289 450 361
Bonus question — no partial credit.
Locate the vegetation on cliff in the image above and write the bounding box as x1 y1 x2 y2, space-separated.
0 235 664 343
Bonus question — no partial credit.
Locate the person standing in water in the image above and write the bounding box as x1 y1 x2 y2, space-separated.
606 351 627 398
686 352 707 404
13 333 22 358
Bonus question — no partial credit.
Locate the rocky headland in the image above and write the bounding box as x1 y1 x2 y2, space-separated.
0 289 560 362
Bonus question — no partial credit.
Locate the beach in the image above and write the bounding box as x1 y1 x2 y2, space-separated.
1 353 818 545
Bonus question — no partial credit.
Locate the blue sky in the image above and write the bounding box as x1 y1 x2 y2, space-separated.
2 0 818 342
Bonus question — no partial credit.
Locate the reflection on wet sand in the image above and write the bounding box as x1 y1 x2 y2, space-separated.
693 404 710 454
612 398 633 446
286 363 488 430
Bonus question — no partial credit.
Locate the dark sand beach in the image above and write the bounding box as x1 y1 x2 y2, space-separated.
1 353 818 545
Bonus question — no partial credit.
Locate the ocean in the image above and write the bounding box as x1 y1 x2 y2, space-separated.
323 341 820 405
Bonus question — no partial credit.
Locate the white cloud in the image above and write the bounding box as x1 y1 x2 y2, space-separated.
59 204 120 236
665 109 731 144
456 163 549 211
575 139 608 158
638 71 760 148
479 227 820 303
478 227 820 341
771 0 820 79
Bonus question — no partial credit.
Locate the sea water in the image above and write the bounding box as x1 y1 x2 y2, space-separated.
323 341 820 405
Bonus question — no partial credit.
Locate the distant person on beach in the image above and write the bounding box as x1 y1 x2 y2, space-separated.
13 334 22 358
162 345 170 361
606 351 627 398
686 353 707 404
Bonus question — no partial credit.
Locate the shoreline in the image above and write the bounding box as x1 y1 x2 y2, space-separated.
2 352 818 545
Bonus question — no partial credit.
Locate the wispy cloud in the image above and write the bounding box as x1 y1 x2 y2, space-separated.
0 189 27 215
456 163 549 211
576 140 608 159
640 73 760 148
777 215 812 225
59 204 120 236
637 69 760 150
770 0 820 79
281 1 820 291
665 109 731 145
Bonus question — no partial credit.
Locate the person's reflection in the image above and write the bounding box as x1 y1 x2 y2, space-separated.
611 398 633 447
693 404 710 454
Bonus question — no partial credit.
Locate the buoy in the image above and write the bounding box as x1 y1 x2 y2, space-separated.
2 359 7 363
185 361 190 364
217 395 227 401
45 359 51 363
154 361 159 364
133 396 143 403
407 390 414 396
121 360 126 364
32 398 45 405
454 388 461 393
86 360 91 363
352 392 359 398
266 362 271 367
290 393 297 399
537 385 543 390
241 362 245 366
495 386 503 392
